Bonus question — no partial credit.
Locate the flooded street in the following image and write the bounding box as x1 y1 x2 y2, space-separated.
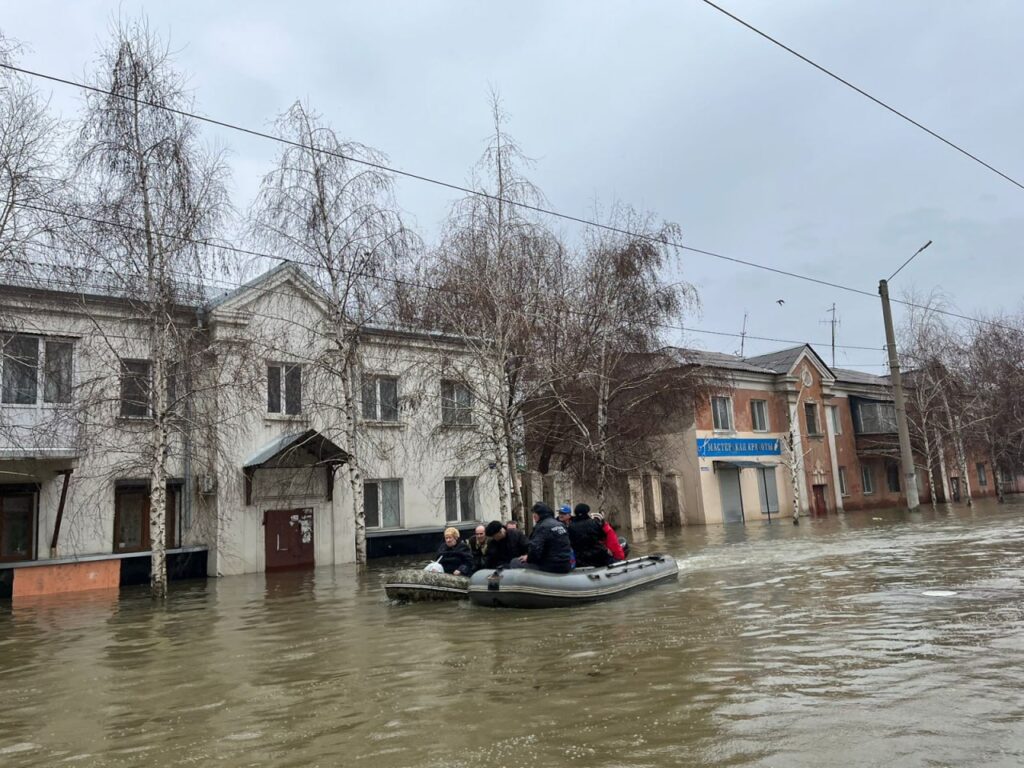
2 499 1023 768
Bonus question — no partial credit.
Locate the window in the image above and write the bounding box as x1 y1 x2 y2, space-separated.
804 403 821 435
364 479 402 529
711 396 733 431
441 380 473 426
113 483 180 553
853 400 898 434
977 463 988 487
861 465 875 494
838 466 848 496
751 400 769 432
1 335 73 405
120 359 151 417
0 487 36 561
362 375 399 422
445 477 476 522
827 405 842 435
886 464 900 493
267 363 302 415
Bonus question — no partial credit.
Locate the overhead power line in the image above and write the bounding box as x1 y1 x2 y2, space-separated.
698 0 1024 192
1 61 880 301
13 237 885 354
2 63 1017 334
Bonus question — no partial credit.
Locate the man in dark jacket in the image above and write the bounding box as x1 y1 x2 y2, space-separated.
515 502 572 573
435 527 475 576
567 503 613 567
483 520 528 568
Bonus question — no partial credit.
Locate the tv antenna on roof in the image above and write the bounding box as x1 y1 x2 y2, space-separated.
739 311 749 357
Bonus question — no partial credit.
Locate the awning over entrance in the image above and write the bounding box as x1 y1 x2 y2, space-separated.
243 430 349 469
243 430 349 505
713 460 778 470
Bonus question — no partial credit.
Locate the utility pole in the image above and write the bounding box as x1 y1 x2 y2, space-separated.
739 311 749 357
819 303 839 367
879 279 920 511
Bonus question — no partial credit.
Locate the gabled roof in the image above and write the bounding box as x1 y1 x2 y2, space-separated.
833 367 891 387
672 344 836 380
745 344 834 380
206 261 330 315
678 349 777 375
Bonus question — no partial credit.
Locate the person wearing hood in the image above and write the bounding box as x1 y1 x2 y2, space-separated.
514 502 572 573
567 503 613 567
435 527 475 576
590 511 626 561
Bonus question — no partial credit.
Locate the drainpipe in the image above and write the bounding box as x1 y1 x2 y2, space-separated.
50 469 73 558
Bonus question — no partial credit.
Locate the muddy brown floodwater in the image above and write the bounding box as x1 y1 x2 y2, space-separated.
2 499 1023 767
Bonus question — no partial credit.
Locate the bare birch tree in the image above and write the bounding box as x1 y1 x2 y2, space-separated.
399 96 564 522
533 205 702 513
0 32 64 280
70 18 230 596
248 101 416 564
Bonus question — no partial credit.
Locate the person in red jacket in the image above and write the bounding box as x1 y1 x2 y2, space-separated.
591 511 625 561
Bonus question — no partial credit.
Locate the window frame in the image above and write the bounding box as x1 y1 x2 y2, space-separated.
861 464 875 495
362 374 400 423
838 466 848 497
441 380 474 426
0 485 38 562
711 396 734 432
112 482 181 554
886 463 901 493
827 404 842 436
1 334 74 407
267 362 303 416
976 462 988 487
444 476 477 523
804 402 822 436
363 478 403 530
119 358 152 418
750 399 769 432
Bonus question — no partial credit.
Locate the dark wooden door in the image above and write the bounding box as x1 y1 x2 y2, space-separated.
264 508 315 570
812 485 828 517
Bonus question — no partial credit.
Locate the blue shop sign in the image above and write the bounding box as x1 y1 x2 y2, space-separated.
697 437 781 457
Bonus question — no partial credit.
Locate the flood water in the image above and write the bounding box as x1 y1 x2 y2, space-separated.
2 499 1023 767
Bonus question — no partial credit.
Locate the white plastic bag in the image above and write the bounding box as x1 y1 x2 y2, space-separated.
423 561 444 574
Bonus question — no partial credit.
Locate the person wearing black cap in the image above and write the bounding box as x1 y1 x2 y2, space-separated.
512 502 572 573
567 503 613 567
483 519 529 568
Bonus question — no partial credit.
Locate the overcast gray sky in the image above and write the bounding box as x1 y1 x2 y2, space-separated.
6 0 1023 372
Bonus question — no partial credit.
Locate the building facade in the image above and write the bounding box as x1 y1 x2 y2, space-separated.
0 265 501 597
657 344 1011 525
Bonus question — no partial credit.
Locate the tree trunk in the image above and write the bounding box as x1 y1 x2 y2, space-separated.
920 415 938 509
149 326 168 598
789 431 801 521
991 445 1004 503
935 429 952 503
940 390 972 506
340 368 366 565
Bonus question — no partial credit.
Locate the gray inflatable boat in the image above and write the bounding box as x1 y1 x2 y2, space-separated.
385 569 469 602
467 555 678 609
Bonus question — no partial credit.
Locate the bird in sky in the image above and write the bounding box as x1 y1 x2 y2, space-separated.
776 299 785 305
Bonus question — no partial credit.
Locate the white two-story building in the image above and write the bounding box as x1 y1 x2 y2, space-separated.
0 264 500 597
